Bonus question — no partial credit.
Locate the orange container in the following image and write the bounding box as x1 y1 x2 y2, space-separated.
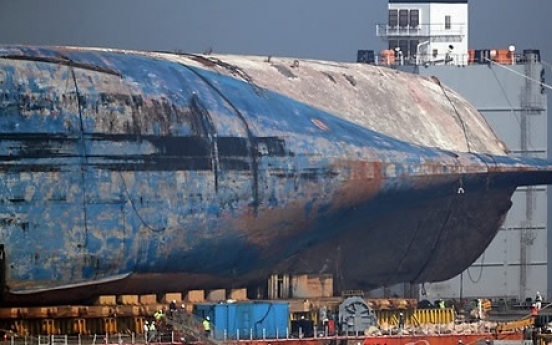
495 49 511 64
380 49 396 65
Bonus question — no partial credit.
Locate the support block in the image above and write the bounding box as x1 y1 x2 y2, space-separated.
186 290 205 303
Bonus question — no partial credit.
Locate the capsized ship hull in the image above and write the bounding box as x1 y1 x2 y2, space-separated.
0 45 550 305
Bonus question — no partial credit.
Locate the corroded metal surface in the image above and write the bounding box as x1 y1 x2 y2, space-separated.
0 45 551 305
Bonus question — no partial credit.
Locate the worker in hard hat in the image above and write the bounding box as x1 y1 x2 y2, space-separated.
203 316 211 338
143 321 149 343
148 321 157 342
169 299 177 314
531 304 539 317
438 299 445 309
154 309 164 321
536 292 543 310
398 312 405 331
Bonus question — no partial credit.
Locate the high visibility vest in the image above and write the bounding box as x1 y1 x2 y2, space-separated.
203 320 211 331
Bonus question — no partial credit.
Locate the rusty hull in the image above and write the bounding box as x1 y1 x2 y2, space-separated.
0 45 551 305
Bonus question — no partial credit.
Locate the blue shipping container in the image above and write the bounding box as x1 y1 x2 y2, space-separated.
194 302 289 340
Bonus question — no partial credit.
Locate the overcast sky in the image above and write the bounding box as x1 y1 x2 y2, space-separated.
0 0 551 64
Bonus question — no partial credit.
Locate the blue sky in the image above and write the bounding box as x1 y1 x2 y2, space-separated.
0 0 550 64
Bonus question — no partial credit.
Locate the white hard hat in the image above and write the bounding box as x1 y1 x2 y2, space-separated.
145 321 149 324
172 300 176 303
206 316 210 320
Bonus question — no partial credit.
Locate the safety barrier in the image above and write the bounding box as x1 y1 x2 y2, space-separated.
5 310 456 336
6 317 149 336
375 308 455 326
415 308 455 325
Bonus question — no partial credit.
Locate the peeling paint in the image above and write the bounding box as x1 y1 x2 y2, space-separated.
0 46 551 305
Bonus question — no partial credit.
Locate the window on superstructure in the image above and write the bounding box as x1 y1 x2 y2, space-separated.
399 10 408 27
388 40 398 51
409 10 419 27
445 15 451 30
389 9 398 27
399 40 409 57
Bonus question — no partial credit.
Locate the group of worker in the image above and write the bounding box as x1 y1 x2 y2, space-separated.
142 300 213 342
143 300 188 343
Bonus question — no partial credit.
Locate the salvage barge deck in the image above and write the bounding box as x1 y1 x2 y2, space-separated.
1 333 525 345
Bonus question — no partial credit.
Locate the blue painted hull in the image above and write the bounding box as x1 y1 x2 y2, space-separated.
0 46 550 305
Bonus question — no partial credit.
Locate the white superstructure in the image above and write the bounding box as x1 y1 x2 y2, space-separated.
376 0 468 65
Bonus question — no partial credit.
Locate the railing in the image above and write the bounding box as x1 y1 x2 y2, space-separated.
165 312 222 345
376 23 466 37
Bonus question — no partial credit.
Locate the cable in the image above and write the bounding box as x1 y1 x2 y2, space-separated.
118 171 166 233
438 83 471 153
411 196 458 283
67 59 90 249
179 63 261 214
254 303 274 326
115 70 171 234
484 58 552 91
466 251 485 284
540 59 552 71
488 63 537 153
387 222 423 287
168 51 265 96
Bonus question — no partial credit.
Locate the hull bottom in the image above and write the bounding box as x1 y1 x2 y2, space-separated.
3 179 514 306
273 180 514 290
